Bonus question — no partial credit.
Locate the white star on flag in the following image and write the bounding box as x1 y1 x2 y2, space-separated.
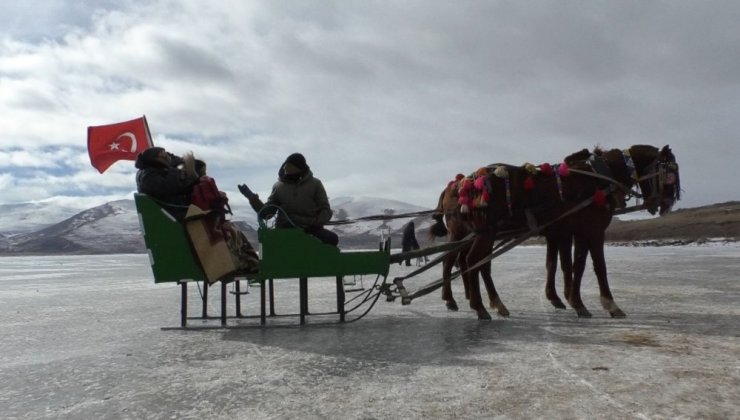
109 141 120 151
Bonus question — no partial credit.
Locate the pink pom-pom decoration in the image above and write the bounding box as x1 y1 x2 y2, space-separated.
474 176 486 190
461 179 473 192
558 162 570 177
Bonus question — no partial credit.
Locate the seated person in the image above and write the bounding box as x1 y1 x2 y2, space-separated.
186 155 260 273
239 153 339 246
135 147 198 220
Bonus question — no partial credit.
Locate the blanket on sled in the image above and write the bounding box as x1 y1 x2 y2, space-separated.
184 205 237 284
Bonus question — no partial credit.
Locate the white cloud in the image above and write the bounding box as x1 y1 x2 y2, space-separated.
1 1 739 210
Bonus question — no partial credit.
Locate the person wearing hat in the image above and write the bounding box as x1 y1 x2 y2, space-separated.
135 147 199 220
238 153 338 246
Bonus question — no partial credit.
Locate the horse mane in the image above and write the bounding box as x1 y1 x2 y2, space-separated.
563 148 590 164
661 145 681 200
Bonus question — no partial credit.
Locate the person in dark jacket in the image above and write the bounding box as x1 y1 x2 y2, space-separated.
401 221 421 266
135 147 198 220
238 153 338 246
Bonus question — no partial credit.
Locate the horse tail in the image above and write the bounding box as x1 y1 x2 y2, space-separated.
430 189 449 238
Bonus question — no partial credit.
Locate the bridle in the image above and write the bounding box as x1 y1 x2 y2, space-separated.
627 147 680 208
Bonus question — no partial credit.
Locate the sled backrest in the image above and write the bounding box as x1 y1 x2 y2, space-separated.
134 193 207 283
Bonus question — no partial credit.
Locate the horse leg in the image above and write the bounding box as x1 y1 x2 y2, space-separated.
441 252 459 311
570 236 592 318
589 235 626 318
481 260 509 317
465 235 492 320
558 234 574 303
457 249 472 301
544 235 567 309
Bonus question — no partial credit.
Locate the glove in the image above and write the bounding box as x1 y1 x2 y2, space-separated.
238 184 256 200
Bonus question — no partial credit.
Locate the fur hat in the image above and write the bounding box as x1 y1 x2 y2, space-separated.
134 147 165 169
283 153 308 175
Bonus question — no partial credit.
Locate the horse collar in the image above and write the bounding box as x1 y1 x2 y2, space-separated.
622 149 638 183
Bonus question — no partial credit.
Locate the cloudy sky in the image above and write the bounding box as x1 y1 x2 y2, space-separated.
1 1 738 214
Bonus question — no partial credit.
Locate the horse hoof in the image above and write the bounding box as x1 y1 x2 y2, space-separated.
549 299 567 310
488 298 510 317
476 309 492 320
575 307 592 318
610 309 627 318
446 301 459 311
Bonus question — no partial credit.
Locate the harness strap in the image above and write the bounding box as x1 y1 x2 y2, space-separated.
567 168 640 198
389 233 475 283
622 149 639 183
460 192 598 276
555 166 564 201
326 209 437 226
505 178 512 216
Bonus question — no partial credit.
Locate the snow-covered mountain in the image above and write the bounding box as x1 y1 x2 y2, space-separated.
0 196 435 254
4 200 144 254
0 201 85 235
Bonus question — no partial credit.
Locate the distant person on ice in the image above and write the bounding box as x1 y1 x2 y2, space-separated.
401 221 421 266
238 153 339 246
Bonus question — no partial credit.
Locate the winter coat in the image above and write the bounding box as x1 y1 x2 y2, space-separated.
135 148 197 219
402 222 420 250
248 168 333 229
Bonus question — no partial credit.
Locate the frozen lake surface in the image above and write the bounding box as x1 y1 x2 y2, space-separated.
1 245 739 419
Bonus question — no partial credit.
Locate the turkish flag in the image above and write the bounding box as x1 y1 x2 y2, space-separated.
87 116 154 173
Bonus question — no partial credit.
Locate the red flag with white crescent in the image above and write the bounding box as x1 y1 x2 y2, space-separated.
87 116 154 173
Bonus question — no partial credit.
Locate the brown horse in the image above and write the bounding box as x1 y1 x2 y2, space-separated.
430 145 679 319
542 145 680 317
430 164 534 319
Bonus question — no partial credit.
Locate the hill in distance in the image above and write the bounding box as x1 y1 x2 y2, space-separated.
606 201 740 245
0 199 737 255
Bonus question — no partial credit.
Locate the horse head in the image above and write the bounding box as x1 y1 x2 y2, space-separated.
628 145 680 215
656 145 680 215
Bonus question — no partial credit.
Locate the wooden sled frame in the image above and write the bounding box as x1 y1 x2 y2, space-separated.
135 194 391 328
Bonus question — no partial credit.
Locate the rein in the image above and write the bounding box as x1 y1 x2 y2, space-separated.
326 209 437 226
565 147 665 203
566 168 642 198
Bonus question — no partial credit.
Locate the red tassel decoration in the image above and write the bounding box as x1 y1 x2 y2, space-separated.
593 189 606 207
538 163 553 176
523 176 535 190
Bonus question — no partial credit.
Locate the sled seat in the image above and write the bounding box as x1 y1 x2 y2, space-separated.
254 227 390 324
135 193 249 328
